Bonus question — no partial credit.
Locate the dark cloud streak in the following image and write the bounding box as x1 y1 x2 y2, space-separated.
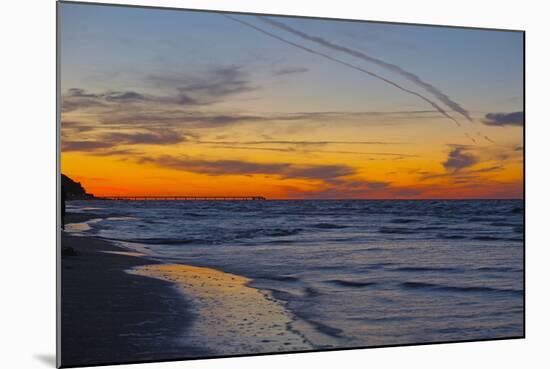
140 155 356 183
442 147 478 172
482 112 524 127
272 66 308 76
62 129 186 153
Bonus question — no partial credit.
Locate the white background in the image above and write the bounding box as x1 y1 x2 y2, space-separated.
1 0 548 368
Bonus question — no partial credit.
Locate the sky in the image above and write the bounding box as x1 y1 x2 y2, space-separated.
59 2 524 199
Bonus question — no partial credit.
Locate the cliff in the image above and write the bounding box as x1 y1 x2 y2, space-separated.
62 174 95 200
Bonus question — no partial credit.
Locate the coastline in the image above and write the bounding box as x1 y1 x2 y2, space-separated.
61 213 208 367
129 264 312 355
60 198 524 366
60 212 311 366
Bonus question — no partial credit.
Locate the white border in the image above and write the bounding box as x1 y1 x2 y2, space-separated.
2 1 548 368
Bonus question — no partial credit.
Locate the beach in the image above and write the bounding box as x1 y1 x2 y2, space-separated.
61 215 207 366
61 212 311 367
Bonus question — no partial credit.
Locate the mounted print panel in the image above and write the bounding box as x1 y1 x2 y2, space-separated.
58 1 524 367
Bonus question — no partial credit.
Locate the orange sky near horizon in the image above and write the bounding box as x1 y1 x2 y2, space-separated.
61 117 524 199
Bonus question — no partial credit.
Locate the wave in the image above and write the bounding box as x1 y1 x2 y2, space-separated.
95 235 211 245
294 315 345 339
262 239 301 245
401 281 522 295
352 315 415 323
327 279 377 288
468 217 507 223
378 227 417 234
436 234 467 240
490 222 522 227
303 286 322 297
364 262 395 270
270 275 300 282
471 236 523 242
124 237 206 245
311 223 348 229
182 212 207 217
393 266 461 273
264 228 303 237
234 227 303 239
390 218 419 224
475 266 522 273
417 226 447 231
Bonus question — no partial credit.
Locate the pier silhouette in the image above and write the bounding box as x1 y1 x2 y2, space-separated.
98 195 266 201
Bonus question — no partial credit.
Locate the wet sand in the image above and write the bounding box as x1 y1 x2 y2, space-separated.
129 264 312 355
60 215 208 367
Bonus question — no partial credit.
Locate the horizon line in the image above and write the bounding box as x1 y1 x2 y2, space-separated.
89 196 523 201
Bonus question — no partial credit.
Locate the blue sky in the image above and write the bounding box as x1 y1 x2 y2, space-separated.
60 2 523 116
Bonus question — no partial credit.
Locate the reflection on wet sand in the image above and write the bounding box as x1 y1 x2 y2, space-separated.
128 264 312 355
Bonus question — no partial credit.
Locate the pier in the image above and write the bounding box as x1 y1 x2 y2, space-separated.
98 195 267 201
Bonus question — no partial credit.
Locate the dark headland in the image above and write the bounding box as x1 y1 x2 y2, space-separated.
61 174 95 200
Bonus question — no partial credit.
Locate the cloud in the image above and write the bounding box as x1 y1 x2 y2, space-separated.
468 165 503 174
286 179 431 199
62 65 256 113
92 149 140 157
62 129 186 153
198 139 416 158
482 111 524 127
148 65 255 103
272 66 308 76
223 14 460 125
66 88 101 98
61 140 116 152
102 130 186 145
103 91 147 102
442 147 478 172
201 139 404 146
139 155 356 182
95 108 443 131
62 90 106 112
257 16 472 122
203 144 416 159
62 89 164 112
345 180 390 190
464 133 477 144
419 143 514 182
61 121 94 133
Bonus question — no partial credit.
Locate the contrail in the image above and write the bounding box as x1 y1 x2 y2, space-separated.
223 15 460 126
477 131 496 144
464 133 477 144
257 16 473 122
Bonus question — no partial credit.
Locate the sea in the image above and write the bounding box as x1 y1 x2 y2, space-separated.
66 199 524 349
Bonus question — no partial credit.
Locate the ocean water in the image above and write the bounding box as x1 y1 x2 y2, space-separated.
66 199 524 349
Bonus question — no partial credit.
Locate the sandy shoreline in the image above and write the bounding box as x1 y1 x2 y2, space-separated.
61 214 208 367
129 264 312 355
60 212 311 366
